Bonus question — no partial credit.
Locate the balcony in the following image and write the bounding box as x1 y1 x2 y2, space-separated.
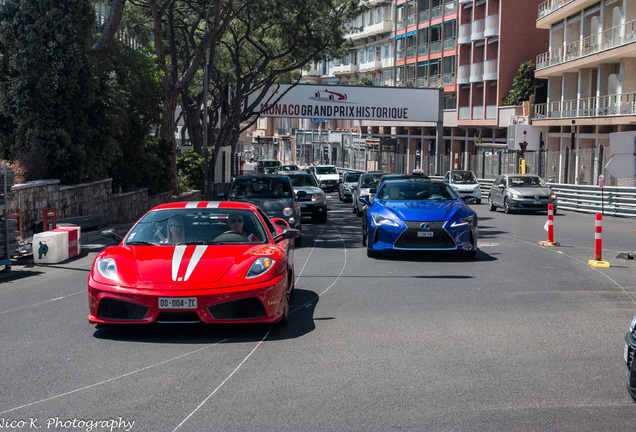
458 23 471 45
359 59 382 73
486 105 497 119
443 73 456 86
407 14 416 27
362 0 389 6
472 105 484 120
418 44 428 56
537 0 575 21
348 19 393 40
458 106 470 120
471 19 485 41
443 37 456 51
333 63 358 75
430 40 442 54
483 59 498 81
444 1 457 16
429 74 442 87
397 50 405 61
534 92 636 120
470 61 484 83
536 19 636 72
484 14 499 37
407 46 416 59
457 65 470 84
419 10 429 24
431 5 442 20
418 77 429 87
381 57 394 69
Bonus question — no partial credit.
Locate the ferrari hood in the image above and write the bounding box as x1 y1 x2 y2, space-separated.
132 245 252 284
379 200 465 221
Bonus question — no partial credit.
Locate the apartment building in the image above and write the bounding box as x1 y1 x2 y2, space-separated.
533 0 636 186
253 0 555 180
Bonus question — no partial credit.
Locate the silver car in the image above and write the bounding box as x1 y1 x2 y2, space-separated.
488 174 557 214
352 171 385 216
338 172 361 202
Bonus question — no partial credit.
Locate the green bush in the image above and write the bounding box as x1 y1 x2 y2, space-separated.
177 150 205 193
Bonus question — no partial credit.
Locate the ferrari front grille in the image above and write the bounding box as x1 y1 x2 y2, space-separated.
97 298 149 320
208 298 267 320
394 221 456 249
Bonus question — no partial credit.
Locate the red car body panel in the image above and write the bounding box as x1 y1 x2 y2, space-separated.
87 201 295 325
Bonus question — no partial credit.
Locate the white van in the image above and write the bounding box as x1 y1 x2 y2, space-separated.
309 165 339 192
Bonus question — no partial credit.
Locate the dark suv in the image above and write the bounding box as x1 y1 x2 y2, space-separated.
224 174 302 244
256 159 282 174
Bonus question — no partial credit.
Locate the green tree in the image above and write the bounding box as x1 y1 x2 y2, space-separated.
357 76 373 86
503 61 538 106
0 0 111 182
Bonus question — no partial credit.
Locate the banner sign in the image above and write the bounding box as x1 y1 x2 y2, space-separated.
254 84 441 123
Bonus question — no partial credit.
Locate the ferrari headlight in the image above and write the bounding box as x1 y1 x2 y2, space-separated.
96 258 118 280
371 214 400 227
247 257 276 278
283 206 293 217
451 214 475 227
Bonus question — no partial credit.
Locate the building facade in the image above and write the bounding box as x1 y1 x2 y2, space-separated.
533 0 636 186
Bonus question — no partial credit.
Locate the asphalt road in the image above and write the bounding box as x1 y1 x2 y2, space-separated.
1 193 636 431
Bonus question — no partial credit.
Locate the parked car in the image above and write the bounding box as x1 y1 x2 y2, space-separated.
88 201 300 326
308 165 339 192
282 171 327 223
352 171 385 216
224 174 302 244
444 170 482 204
488 174 557 214
338 172 361 202
360 179 478 258
256 159 282 174
625 315 636 402
281 164 300 171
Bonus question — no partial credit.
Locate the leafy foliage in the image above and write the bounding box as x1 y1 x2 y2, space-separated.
0 0 106 182
503 61 538 106
177 150 205 193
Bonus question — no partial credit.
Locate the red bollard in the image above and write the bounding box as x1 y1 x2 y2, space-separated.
547 204 554 243
539 204 560 247
589 213 610 267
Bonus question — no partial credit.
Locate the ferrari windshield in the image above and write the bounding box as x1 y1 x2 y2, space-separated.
377 181 458 201
125 208 267 245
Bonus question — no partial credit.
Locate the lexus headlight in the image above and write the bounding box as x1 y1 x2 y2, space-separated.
371 214 400 227
451 214 475 227
96 258 118 280
247 257 275 278
283 206 293 217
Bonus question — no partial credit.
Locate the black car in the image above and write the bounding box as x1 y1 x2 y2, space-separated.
625 316 636 402
282 171 327 223
224 174 302 244
256 159 282 174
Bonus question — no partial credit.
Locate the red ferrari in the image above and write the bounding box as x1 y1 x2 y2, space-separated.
88 201 300 325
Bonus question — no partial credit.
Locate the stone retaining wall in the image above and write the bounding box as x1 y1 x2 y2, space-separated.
9 178 201 238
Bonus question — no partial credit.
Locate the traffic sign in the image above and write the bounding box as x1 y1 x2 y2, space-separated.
607 132 636 178
598 174 604 187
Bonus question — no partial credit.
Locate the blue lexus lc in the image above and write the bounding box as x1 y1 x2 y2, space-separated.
360 179 478 258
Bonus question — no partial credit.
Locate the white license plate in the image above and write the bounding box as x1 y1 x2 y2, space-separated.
158 297 197 309
417 231 434 237
534 200 543 204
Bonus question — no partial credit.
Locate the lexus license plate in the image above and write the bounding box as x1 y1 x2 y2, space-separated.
159 297 197 309
417 231 434 237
